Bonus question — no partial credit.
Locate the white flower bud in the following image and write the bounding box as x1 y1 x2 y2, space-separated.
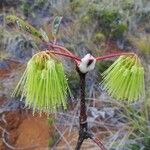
78 54 96 73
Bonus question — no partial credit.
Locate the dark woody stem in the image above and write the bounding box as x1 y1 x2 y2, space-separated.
75 70 88 150
78 72 87 127
75 68 107 150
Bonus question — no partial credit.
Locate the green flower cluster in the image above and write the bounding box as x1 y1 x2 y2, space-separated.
12 51 68 114
101 54 145 101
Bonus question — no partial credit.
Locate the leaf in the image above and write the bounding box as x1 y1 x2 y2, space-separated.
52 16 63 37
39 28 49 42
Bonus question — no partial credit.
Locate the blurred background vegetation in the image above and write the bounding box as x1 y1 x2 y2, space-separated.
0 0 150 149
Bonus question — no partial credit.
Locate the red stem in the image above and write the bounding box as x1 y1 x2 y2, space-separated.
46 43 80 63
96 52 134 61
47 43 75 56
90 136 107 150
47 50 81 61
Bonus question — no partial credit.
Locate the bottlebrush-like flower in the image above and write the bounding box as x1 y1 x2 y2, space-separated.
12 51 69 114
101 54 145 101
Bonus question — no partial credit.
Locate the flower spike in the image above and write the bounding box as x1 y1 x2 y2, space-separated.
101 54 145 102
12 51 69 114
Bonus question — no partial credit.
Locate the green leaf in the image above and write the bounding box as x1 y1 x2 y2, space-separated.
52 16 63 37
39 28 49 42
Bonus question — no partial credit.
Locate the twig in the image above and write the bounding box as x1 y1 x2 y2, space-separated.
69 100 80 134
89 135 107 150
52 127 68 148
54 125 73 150
1 114 7 124
47 50 81 61
47 42 75 56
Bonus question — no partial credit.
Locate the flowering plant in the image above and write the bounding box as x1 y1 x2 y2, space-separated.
6 15 145 150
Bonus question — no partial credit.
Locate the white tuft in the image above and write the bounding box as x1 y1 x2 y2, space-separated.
78 54 96 73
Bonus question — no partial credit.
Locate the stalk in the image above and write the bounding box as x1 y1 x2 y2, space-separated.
47 50 81 61
75 68 106 150
96 52 134 61
75 71 88 150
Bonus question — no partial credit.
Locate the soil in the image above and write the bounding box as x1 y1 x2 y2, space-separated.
8 111 53 150
0 110 56 150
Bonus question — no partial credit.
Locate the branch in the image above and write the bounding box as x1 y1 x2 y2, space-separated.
47 43 75 56
47 50 81 61
89 135 107 150
54 125 73 150
96 52 134 61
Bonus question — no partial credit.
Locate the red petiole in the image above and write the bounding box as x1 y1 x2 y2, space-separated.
47 43 74 55
47 50 81 61
96 52 134 61
46 42 134 63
